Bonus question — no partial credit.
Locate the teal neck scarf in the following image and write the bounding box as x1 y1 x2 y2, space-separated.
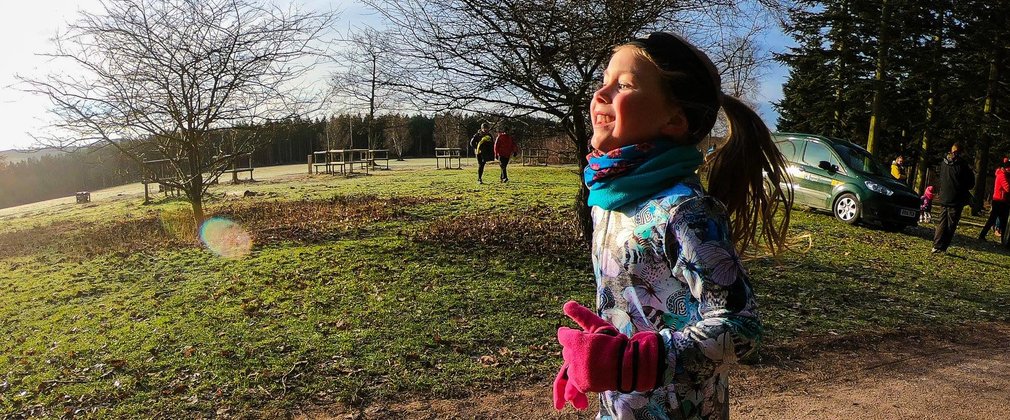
583 139 703 210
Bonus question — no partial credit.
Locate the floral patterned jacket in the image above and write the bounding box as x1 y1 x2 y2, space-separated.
591 180 761 420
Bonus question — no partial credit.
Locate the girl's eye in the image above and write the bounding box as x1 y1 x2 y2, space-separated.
593 81 631 91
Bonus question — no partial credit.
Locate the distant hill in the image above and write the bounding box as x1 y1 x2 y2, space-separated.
0 148 67 164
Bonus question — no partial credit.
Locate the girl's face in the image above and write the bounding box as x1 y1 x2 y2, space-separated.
590 47 686 152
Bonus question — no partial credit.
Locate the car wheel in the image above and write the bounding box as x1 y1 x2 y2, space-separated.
834 193 861 224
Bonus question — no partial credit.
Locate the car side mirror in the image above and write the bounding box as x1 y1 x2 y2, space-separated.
818 160 836 172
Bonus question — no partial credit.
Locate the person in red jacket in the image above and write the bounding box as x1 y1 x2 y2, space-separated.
494 128 519 183
978 157 1010 244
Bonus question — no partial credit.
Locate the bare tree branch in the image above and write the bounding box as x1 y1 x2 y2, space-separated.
19 0 336 224
363 0 787 238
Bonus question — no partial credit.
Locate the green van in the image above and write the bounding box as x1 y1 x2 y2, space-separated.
773 132 920 231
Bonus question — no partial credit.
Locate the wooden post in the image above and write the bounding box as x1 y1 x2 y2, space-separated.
308 154 313 174
232 155 239 183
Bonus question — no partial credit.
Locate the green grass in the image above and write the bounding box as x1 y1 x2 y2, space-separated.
2 164 1010 417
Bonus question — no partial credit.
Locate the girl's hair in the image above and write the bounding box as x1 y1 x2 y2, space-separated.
620 33 793 255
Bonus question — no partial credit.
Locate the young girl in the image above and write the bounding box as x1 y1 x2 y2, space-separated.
920 185 934 223
552 32 791 419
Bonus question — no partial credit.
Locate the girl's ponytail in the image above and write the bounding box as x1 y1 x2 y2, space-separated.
704 95 792 256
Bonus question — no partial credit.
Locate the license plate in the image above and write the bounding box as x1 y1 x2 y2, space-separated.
900 209 916 218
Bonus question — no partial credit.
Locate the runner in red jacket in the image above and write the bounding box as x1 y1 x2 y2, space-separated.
978 157 1010 244
494 129 519 183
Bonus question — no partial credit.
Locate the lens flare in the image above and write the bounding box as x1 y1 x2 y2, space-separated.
199 217 253 259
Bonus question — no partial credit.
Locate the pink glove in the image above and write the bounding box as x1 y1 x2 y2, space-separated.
553 301 664 410
553 361 589 410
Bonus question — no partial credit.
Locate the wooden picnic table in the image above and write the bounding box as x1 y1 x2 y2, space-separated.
213 153 254 183
312 149 371 175
522 148 549 166
435 147 462 169
369 149 390 170
141 158 182 203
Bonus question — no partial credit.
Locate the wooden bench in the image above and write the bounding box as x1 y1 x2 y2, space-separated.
141 158 182 203
311 151 330 174
556 151 579 165
215 153 254 183
435 147 462 169
522 148 549 166
344 149 371 175
312 149 371 176
369 149 390 170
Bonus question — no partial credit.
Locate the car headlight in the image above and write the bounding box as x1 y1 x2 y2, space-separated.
865 181 893 196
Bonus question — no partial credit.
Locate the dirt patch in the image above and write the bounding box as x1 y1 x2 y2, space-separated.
217 194 431 244
0 195 433 260
295 322 1010 419
412 206 585 257
0 217 186 260
733 322 1010 419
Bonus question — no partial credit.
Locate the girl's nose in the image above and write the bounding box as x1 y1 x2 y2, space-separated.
593 83 612 104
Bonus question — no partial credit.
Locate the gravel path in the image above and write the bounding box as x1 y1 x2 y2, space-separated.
300 323 1010 420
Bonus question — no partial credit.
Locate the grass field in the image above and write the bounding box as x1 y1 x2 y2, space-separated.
2 162 1009 417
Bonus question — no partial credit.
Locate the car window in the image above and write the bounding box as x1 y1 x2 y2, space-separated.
801 141 837 169
775 140 802 162
833 142 887 176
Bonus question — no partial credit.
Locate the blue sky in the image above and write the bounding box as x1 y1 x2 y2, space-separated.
0 1 793 151
755 31 794 132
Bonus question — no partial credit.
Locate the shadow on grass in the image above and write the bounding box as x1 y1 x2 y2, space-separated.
748 245 1010 367
900 222 1010 268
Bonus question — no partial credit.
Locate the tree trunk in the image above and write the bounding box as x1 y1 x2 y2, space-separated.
186 140 207 229
190 187 205 228
865 0 890 155
972 54 1000 215
916 86 934 193
569 105 593 243
369 55 377 151
916 17 945 194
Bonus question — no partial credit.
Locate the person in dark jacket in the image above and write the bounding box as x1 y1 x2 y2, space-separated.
978 157 1010 244
469 123 495 184
932 143 975 253
494 128 518 183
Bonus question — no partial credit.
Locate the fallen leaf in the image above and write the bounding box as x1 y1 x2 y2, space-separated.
161 383 187 395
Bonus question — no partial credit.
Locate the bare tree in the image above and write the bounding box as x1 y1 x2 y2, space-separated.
433 112 466 151
21 0 335 224
331 26 407 151
324 115 354 150
381 114 413 160
708 28 769 101
365 0 783 238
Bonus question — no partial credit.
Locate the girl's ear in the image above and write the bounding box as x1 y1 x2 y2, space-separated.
660 106 689 139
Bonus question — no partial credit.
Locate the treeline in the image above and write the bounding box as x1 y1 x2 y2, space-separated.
0 113 566 209
776 0 1010 204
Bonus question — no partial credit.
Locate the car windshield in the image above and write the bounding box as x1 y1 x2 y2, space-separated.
832 142 887 176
